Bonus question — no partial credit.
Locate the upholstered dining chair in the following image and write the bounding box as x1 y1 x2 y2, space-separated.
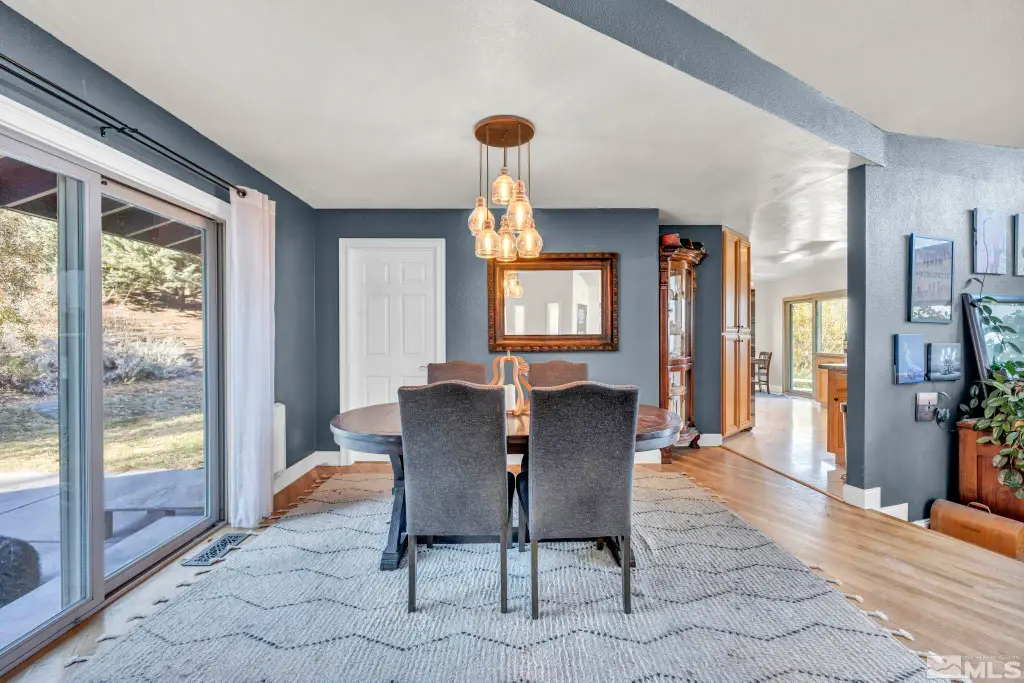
397 381 512 613
426 361 487 385
525 360 588 389
517 360 590 547
515 381 640 618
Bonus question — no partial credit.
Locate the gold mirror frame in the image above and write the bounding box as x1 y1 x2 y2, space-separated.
487 252 619 352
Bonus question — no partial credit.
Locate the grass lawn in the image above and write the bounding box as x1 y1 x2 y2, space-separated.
0 377 205 473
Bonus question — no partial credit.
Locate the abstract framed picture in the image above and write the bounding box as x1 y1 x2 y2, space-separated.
927 342 962 381
908 233 954 323
973 208 1007 275
893 333 925 384
1015 213 1024 277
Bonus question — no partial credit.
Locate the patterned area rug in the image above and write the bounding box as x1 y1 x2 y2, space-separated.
70 472 927 682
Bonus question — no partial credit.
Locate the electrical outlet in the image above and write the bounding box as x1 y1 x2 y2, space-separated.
916 392 938 422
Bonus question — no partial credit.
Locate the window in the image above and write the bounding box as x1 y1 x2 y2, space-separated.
784 291 847 396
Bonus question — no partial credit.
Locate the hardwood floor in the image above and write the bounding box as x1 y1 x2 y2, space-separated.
662 448 1024 658
6 456 1024 681
727 393 846 499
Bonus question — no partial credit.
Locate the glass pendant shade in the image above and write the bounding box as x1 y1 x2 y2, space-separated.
475 223 500 259
506 179 533 231
468 196 493 235
491 167 515 205
511 280 524 298
516 217 543 258
495 215 518 262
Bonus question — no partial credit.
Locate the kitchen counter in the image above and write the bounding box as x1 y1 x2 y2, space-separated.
817 363 847 371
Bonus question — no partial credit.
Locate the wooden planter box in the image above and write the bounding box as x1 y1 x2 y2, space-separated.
958 420 1024 523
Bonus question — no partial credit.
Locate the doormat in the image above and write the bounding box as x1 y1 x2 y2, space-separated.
181 533 251 566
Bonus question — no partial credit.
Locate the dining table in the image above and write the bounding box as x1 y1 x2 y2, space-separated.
330 402 682 570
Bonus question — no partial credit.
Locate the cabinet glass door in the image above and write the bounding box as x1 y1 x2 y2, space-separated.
667 261 686 359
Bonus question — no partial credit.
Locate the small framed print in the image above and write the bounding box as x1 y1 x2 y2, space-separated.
927 342 962 381
973 208 1008 275
908 233 954 323
894 333 925 384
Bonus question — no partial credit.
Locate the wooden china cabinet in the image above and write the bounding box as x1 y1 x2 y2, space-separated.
659 240 706 459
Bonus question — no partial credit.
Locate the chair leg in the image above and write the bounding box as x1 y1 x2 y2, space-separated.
499 527 508 613
531 540 539 619
518 500 527 552
408 534 417 613
596 536 604 551
426 536 433 548
622 535 631 614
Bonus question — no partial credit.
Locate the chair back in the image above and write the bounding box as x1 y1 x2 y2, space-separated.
528 360 588 388
398 381 508 536
426 361 487 385
527 381 639 540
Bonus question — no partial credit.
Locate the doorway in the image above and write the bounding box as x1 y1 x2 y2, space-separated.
337 239 445 462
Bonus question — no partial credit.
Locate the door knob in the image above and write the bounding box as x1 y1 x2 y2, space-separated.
418 365 427 370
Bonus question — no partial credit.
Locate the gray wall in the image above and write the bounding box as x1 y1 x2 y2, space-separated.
315 209 660 450
658 226 724 436
0 5 319 465
848 134 1024 520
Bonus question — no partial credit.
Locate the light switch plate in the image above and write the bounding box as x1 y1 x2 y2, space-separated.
916 392 939 422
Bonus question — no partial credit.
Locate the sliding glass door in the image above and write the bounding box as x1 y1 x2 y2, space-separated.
785 292 848 397
99 182 220 588
0 133 222 670
0 140 98 657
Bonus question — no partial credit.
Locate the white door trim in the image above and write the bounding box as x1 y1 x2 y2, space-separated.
338 238 446 461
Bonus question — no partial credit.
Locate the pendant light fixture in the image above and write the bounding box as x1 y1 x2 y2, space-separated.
470 115 542 260
468 140 494 236
491 146 514 205
516 215 543 258
496 214 518 262
504 270 523 299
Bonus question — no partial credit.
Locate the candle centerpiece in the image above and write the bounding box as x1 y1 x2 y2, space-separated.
489 351 529 415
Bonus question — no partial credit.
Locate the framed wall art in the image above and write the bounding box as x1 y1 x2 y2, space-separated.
908 233 954 323
973 208 1008 275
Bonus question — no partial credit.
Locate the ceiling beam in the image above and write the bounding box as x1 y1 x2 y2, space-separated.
534 0 886 165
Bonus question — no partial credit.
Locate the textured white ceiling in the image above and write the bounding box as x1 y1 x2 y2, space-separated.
6 0 859 280
671 0 1024 149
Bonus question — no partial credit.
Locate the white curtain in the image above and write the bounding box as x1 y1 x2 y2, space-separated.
227 188 276 528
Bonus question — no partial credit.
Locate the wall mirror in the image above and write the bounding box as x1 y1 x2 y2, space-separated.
488 253 618 351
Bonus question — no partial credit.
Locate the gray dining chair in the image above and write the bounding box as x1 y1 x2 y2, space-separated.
515 381 640 618
397 381 512 613
526 360 588 388
426 361 488 385
517 360 590 546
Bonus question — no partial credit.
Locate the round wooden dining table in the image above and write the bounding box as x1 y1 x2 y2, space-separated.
330 402 682 570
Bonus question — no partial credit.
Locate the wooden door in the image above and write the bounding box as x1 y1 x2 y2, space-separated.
722 231 738 331
737 336 752 430
736 239 750 330
722 335 738 436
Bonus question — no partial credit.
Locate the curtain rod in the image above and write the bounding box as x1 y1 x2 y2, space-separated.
0 52 247 198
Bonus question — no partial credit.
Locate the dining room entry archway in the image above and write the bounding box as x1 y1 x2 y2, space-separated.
338 238 446 464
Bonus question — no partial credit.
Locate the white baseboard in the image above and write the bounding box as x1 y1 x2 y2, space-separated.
635 450 661 464
843 484 881 509
272 451 339 493
913 518 931 528
879 503 909 521
699 433 724 447
348 452 390 464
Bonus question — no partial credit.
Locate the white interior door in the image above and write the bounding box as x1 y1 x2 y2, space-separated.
339 239 445 460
